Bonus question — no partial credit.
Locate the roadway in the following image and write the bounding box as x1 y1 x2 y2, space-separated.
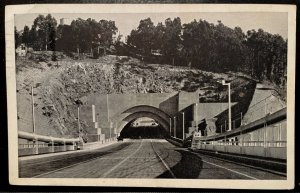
19 139 286 179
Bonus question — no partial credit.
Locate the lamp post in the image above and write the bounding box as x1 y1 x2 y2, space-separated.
222 80 231 131
77 106 80 138
195 103 198 131
174 116 176 138
181 112 185 140
31 85 36 134
110 121 112 141
169 117 172 137
75 99 83 139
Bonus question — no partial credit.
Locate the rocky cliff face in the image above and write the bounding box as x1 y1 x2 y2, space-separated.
16 52 257 138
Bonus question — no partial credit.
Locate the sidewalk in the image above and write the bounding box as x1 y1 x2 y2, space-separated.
19 140 118 161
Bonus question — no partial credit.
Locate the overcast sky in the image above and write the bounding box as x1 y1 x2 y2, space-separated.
15 12 288 41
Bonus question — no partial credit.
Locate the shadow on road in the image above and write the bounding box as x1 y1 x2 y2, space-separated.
157 149 203 179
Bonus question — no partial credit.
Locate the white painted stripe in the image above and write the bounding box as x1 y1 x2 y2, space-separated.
101 140 143 178
151 139 176 178
197 156 259 180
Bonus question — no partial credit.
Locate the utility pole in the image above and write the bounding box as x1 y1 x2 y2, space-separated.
169 118 172 137
181 112 185 140
110 121 112 140
195 103 198 132
222 80 231 131
32 85 38 154
77 106 80 138
174 116 176 138
106 94 110 122
31 85 36 134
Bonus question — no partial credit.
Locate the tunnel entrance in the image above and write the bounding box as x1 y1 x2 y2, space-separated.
120 117 168 139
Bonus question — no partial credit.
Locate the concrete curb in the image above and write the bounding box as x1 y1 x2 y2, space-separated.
190 148 286 175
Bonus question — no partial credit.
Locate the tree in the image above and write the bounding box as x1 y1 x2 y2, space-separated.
162 17 182 65
33 14 57 51
97 19 118 55
182 19 215 69
56 24 73 52
127 18 156 55
67 18 118 55
28 26 40 50
14 27 21 49
245 29 287 82
22 25 30 46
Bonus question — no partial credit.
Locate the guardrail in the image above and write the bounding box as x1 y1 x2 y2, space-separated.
18 131 80 145
200 107 286 142
18 131 81 156
192 107 287 160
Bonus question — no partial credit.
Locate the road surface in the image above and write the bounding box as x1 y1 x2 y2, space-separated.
19 139 285 179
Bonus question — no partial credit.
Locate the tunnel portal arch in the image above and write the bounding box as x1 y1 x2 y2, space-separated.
116 106 171 133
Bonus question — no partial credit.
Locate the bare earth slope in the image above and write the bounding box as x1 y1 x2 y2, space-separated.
16 52 256 138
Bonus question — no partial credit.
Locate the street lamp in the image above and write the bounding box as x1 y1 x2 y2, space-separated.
77 106 80 137
169 117 172 137
110 121 113 141
31 85 36 134
222 80 231 131
75 99 83 139
181 112 185 140
174 116 176 138
195 103 198 131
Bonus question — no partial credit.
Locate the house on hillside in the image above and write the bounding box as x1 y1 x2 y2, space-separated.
16 43 27 57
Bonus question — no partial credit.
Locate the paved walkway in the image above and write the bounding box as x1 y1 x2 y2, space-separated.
19 140 118 161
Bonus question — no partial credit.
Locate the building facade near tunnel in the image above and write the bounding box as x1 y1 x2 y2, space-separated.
77 91 235 142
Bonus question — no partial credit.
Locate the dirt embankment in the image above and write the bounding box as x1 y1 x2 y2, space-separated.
16 52 256 137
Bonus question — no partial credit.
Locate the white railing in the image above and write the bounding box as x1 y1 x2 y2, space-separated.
18 131 80 145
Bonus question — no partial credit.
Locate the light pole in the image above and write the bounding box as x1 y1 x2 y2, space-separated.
75 99 83 139
174 116 176 138
181 112 185 140
110 121 112 141
169 117 172 137
31 85 36 134
222 80 231 131
77 106 80 138
195 103 198 132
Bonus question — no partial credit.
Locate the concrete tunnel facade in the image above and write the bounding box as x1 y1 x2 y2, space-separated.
77 91 200 141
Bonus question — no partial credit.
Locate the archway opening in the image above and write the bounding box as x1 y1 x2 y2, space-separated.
120 117 168 139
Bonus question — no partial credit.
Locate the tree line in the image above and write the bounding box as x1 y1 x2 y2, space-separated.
15 14 287 86
127 17 287 85
15 14 119 56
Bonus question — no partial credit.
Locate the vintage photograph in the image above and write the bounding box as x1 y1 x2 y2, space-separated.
6 4 295 188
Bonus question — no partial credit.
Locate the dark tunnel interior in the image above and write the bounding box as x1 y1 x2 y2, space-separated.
120 118 168 139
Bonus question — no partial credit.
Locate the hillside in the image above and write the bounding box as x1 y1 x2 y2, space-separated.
16 51 258 138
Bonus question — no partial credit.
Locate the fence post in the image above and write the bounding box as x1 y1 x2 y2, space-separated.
63 140 66 151
51 139 54 152
263 121 267 157
34 139 38 155
264 98 267 115
278 123 282 147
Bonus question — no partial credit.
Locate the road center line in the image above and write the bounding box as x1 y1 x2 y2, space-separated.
101 140 144 178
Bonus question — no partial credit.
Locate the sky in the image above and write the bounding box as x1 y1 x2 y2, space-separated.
15 12 288 41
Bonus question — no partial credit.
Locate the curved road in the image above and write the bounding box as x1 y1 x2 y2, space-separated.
19 139 285 179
